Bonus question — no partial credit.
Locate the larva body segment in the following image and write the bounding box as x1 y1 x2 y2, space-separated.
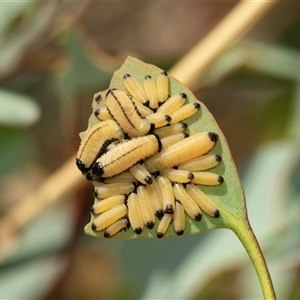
129 163 153 185
137 185 156 229
144 132 218 173
169 102 201 125
156 71 169 104
178 154 221 172
91 194 126 214
104 171 138 184
91 135 160 178
192 172 224 186
146 176 164 218
76 119 124 173
173 183 202 221
104 218 129 238
185 184 220 218
160 169 194 184
160 132 188 149
157 213 173 238
154 122 187 138
94 182 135 199
127 192 144 234
156 175 175 214
144 75 158 109
173 200 185 235
123 74 149 105
157 93 186 115
92 204 128 231
106 89 152 137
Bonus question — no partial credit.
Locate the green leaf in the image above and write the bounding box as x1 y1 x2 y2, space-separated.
81 57 275 299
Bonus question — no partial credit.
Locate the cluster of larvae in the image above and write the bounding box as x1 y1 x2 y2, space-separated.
76 71 224 238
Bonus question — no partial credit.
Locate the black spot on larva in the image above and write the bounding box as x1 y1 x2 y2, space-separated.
93 190 98 197
157 232 163 238
176 230 184 236
218 175 224 184
146 221 154 229
183 132 189 138
181 123 188 130
145 75 152 79
161 71 168 76
208 132 218 143
144 176 153 184
90 206 95 214
214 210 220 218
195 213 202 221
94 109 100 117
104 231 110 238
135 227 143 234
76 158 88 173
215 154 222 162
94 94 101 102
124 74 131 79
165 115 172 122
91 223 97 231
179 93 187 98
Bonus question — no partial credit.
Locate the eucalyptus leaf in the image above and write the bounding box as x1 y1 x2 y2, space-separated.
80 57 276 299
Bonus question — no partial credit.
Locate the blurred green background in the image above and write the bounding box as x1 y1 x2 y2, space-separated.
0 1 300 299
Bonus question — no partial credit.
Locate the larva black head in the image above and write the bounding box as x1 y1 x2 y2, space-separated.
94 93 101 102
94 109 100 117
105 88 117 98
187 172 194 181
75 158 89 173
176 230 184 236
183 132 189 138
156 209 164 219
208 132 218 143
214 209 220 218
91 223 97 231
144 100 150 107
146 221 154 229
165 115 172 122
124 73 131 79
181 123 188 130
157 232 163 239
161 71 168 76
218 175 224 184
164 204 174 214
215 154 222 162
144 176 153 184
193 102 201 109
104 231 110 238
86 170 94 181
90 205 95 214
91 162 104 177
195 213 202 221
135 227 143 235
179 93 187 99
145 75 152 79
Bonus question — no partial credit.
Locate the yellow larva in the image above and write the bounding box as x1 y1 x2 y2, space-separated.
90 135 160 179
145 132 218 173
123 74 149 105
132 98 153 117
144 75 158 109
146 112 171 128
104 218 129 238
129 163 153 185
92 204 127 231
137 185 156 229
156 175 175 214
178 154 221 172
192 172 224 186
154 122 187 139
146 176 164 218
104 171 138 184
156 93 186 115
91 194 126 214
173 200 185 235
185 184 220 218
169 102 201 125
157 71 169 104
173 183 202 221
160 132 188 149
106 89 152 137
94 107 112 121
94 182 135 199
127 192 144 234
156 213 173 238
160 168 194 184
76 119 124 173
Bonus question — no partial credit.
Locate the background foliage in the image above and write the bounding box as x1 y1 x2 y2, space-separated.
0 1 300 299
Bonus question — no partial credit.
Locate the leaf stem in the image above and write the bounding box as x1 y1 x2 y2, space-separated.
228 215 276 300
